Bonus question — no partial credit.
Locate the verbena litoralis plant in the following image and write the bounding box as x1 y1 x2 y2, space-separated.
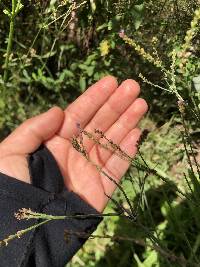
0 122 197 266
0 0 24 128
0 5 200 266
119 7 200 190
0 124 142 247
0 126 183 267
1 0 87 84
0 1 87 132
2 0 24 83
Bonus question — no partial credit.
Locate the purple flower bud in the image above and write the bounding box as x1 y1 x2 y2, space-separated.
76 122 81 130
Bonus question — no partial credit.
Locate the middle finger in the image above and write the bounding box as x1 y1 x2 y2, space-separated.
80 79 140 152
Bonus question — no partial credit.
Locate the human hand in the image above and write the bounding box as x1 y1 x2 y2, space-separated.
0 76 148 212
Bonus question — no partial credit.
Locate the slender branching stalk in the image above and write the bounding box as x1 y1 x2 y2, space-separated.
64 230 194 266
119 8 200 208
0 208 122 247
120 7 200 102
179 8 200 70
0 219 51 247
71 133 135 219
3 0 23 83
76 126 190 201
40 0 87 72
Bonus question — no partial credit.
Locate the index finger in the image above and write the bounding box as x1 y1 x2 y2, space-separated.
58 76 118 139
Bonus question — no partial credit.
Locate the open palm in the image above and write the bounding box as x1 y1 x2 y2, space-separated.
0 76 147 212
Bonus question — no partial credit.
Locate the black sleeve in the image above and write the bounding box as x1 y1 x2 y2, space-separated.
0 145 102 267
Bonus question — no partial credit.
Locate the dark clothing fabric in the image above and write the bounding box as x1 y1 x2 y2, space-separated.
0 145 102 267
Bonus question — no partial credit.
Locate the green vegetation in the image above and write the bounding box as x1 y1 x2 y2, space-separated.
0 0 200 266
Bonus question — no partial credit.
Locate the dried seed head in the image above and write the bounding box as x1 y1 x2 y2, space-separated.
178 99 185 114
15 208 36 220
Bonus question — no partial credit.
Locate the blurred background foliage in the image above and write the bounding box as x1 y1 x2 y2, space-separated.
0 0 200 266
0 0 199 131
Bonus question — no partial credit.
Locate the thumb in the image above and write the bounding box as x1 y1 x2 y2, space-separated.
0 107 64 156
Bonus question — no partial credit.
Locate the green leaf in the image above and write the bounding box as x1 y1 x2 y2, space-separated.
22 69 31 82
90 0 96 12
134 254 145 266
70 62 78 71
132 4 144 30
50 0 57 6
143 250 158 266
86 66 95 76
193 76 200 91
3 9 11 17
78 63 88 71
79 76 86 92
97 22 109 32
32 72 37 81
40 51 56 59
16 2 24 12
85 53 97 65
0 98 5 109
108 20 113 30
134 19 143 30
134 3 144 12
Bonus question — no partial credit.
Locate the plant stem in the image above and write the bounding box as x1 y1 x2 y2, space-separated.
0 219 51 247
3 0 17 83
3 18 14 83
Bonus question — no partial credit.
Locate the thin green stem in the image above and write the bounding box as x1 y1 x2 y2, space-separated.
0 219 51 247
3 0 23 83
3 0 17 83
0 209 123 247
12 0 16 11
3 17 14 83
